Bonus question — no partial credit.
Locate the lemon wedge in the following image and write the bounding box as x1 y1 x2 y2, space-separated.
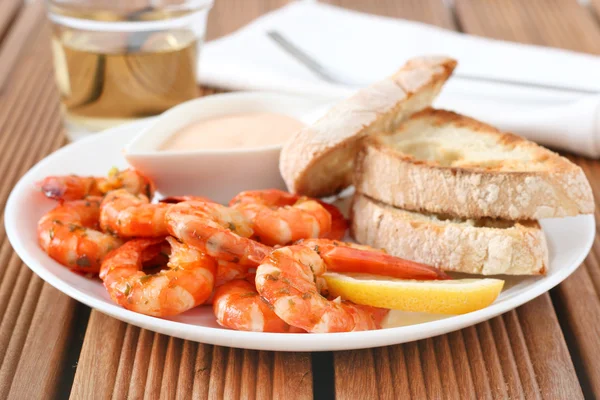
323 273 504 315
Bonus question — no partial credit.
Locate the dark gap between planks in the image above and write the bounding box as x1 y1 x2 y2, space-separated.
549 286 594 399
312 351 335 400
446 0 465 32
582 0 600 29
55 303 91 400
0 0 23 44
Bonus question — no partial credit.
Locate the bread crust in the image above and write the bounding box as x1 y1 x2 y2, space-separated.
351 193 548 275
279 56 457 197
355 109 594 220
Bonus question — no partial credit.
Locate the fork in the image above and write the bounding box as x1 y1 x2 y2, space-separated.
266 30 597 95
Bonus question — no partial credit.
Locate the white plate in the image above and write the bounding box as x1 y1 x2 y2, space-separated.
5 120 595 352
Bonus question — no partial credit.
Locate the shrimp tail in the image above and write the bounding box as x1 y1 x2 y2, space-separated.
318 245 450 280
37 176 101 202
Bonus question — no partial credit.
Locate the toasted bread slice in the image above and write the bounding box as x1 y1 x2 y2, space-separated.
351 193 548 275
279 56 457 197
355 108 594 220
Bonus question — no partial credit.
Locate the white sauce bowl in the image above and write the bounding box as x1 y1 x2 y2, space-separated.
124 91 334 203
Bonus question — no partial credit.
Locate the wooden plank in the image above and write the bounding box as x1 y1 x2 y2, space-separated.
110 324 142 399
159 336 185 400
72 312 313 399
0 17 83 399
502 310 542 398
191 343 213 398
456 1 600 397
69 313 128 400
67 2 313 399
386 345 419 398
592 0 600 23
206 0 292 40
516 295 584 398
455 0 600 53
0 0 47 91
335 293 581 398
431 335 462 399
3 1 594 399
323 0 454 29
329 0 584 398
0 0 23 42
444 330 478 399
272 352 313 399
475 321 509 397
5 285 81 400
487 316 526 398
333 349 379 399
460 325 493 399
418 338 444 399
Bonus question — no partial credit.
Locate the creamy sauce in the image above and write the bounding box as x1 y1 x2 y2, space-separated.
161 112 305 151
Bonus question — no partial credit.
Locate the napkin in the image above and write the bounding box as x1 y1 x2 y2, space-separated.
199 1 600 157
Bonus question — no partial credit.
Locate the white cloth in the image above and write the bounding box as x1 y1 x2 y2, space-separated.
199 1 600 157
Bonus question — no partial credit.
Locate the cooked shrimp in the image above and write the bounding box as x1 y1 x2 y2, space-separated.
203 261 253 306
298 239 450 280
166 201 271 266
317 201 348 240
38 168 153 202
213 280 303 332
38 175 105 202
100 189 169 238
100 237 216 317
37 197 123 273
256 245 389 332
215 260 250 287
229 189 335 246
101 168 154 198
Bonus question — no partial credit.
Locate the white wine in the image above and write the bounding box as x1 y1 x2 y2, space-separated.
50 8 201 136
52 30 199 132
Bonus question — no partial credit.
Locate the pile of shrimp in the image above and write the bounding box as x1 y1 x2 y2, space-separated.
36 168 449 333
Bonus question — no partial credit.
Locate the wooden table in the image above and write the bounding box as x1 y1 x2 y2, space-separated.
1 0 600 398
